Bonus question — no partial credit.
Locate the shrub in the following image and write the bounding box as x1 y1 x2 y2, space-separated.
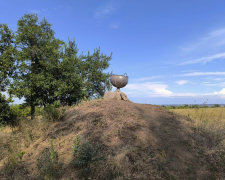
3 151 25 175
70 135 107 179
213 104 221 108
3 137 25 175
36 139 63 180
40 100 66 122
184 104 189 109
166 106 173 109
0 93 19 127
191 105 199 109
177 106 184 109
10 104 30 118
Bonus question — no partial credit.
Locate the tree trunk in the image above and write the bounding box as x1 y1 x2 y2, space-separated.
30 90 35 120
31 104 35 120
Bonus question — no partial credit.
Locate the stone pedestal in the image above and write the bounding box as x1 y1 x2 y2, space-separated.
103 91 131 102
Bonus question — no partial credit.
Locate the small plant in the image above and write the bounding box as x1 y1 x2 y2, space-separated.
36 139 63 180
0 120 7 132
41 100 66 122
70 109 77 116
3 149 25 175
26 129 34 141
70 135 107 180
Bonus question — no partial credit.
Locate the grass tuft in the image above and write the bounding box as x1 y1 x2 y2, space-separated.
70 134 107 180
36 139 63 180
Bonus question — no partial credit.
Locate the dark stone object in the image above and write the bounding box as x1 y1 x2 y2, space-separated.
110 73 128 92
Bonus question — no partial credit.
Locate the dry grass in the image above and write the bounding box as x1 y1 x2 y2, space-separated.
170 107 225 148
0 98 225 179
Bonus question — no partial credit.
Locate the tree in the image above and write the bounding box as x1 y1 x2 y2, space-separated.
0 23 18 96
79 48 113 100
40 38 90 107
3 14 67 120
213 104 220 108
0 92 16 126
1 14 113 120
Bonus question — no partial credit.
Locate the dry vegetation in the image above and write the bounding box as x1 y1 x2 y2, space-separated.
1 98 225 179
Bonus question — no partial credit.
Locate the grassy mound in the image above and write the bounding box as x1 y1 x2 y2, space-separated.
1 97 225 179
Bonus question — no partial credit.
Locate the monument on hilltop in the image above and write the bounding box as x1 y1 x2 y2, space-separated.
103 72 131 102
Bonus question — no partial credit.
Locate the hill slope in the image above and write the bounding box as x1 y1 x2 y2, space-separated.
0 99 225 179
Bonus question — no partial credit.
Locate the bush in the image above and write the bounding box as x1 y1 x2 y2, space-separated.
166 106 173 109
10 104 30 118
184 104 189 109
36 139 63 180
191 105 199 109
40 100 66 122
177 106 185 109
0 93 19 127
3 150 25 175
70 135 107 180
213 104 221 108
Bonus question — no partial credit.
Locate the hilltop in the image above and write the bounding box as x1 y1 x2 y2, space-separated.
0 98 225 179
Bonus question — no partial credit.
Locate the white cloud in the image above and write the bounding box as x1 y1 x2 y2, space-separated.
179 72 225 77
95 2 114 18
181 70 198 73
203 82 225 87
179 27 225 53
178 52 225 65
203 82 210 83
133 76 163 81
213 88 225 99
214 78 225 81
94 0 120 18
214 88 225 95
125 82 225 99
176 80 189 85
110 22 119 29
204 84 219 86
125 82 173 97
30 10 41 14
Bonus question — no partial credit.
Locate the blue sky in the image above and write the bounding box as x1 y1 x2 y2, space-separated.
1 0 225 105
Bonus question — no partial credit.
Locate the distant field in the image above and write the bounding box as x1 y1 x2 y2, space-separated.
169 107 225 127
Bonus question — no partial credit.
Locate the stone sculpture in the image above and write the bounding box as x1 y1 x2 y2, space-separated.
103 73 131 102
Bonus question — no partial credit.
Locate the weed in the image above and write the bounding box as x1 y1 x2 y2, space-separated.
36 139 63 180
41 100 66 122
26 129 34 141
3 147 25 175
70 135 107 180
70 109 77 116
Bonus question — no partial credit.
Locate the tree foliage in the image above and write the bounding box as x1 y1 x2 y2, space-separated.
0 23 17 93
0 13 113 121
0 93 17 126
79 48 113 101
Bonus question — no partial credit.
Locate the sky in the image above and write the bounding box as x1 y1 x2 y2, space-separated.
1 0 225 105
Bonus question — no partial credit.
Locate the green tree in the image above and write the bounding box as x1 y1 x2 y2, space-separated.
1 14 113 120
213 104 220 108
79 48 113 100
192 104 199 109
184 104 189 109
41 38 90 107
0 93 16 126
0 23 18 95
4 14 65 120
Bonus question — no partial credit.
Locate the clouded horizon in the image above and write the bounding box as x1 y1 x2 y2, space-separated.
1 0 225 105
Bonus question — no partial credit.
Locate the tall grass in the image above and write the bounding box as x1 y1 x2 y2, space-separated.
170 105 225 149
